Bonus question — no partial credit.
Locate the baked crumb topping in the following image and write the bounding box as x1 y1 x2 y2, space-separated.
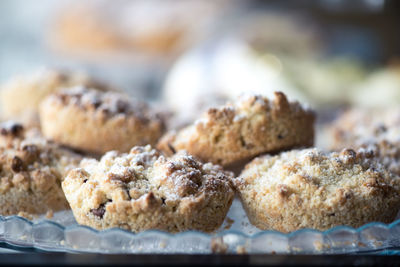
65 145 233 217
236 148 399 203
158 91 315 166
331 108 400 175
50 86 161 122
0 121 81 194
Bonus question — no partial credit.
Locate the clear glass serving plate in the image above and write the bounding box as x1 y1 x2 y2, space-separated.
1 199 399 254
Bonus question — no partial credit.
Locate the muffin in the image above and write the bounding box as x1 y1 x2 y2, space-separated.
233 148 400 232
62 145 234 233
331 108 400 176
0 68 111 125
39 86 165 155
0 121 81 215
158 92 315 167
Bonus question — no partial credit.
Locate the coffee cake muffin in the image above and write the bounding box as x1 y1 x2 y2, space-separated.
158 92 315 167
0 69 110 123
233 148 400 232
62 145 234 233
331 108 400 176
39 86 165 155
0 121 81 216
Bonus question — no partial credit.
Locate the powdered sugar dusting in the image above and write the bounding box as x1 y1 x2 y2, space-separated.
52 86 158 121
77 145 233 202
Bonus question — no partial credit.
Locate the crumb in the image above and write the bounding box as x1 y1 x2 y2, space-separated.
358 242 367 248
313 240 331 251
223 217 234 230
45 210 54 219
236 245 247 254
17 211 36 220
211 237 228 254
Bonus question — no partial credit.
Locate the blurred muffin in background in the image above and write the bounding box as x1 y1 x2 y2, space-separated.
330 107 400 176
49 0 228 59
233 13 367 108
238 12 321 58
0 68 113 127
283 57 366 107
350 64 400 108
163 13 316 126
163 12 336 125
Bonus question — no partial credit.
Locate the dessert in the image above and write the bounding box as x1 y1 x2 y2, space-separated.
0 121 81 215
62 145 234 233
158 92 315 167
39 86 165 155
233 148 400 232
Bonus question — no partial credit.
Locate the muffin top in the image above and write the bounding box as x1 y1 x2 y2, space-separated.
63 145 234 218
235 148 400 210
331 108 400 175
158 92 315 166
43 86 164 123
332 108 400 147
1 68 110 95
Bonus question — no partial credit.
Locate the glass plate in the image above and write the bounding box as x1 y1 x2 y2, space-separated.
1 199 399 254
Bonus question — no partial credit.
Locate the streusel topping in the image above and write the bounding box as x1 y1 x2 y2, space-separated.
0 121 81 194
158 92 315 166
50 86 160 122
234 147 400 232
69 145 233 210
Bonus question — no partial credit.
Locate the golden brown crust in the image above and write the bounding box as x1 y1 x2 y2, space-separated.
0 121 82 215
158 92 315 166
233 148 400 233
62 145 234 233
39 87 165 155
330 108 400 176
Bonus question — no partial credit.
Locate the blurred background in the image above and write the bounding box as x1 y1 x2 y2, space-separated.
1 0 400 123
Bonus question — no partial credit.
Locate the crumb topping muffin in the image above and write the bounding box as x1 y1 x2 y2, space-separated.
331 108 400 176
0 68 111 121
62 145 234 233
0 121 82 216
158 92 315 166
233 148 400 232
39 86 165 154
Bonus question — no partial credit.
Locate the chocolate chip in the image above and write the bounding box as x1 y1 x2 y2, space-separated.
101 108 110 114
59 94 68 104
90 204 106 218
116 100 128 113
277 134 284 139
10 124 23 135
0 123 23 136
344 192 352 199
91 98 102 109
11 156 24 172
239 136 246 147
83 179 88 183
329 213 335 216
161 197 166 205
